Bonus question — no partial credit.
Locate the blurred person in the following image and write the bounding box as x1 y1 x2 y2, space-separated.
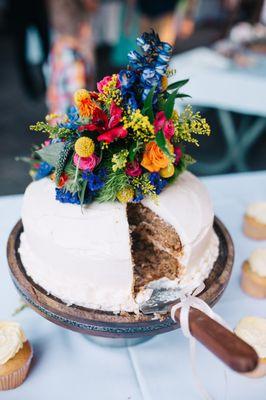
46 0 98 114
9 0 50 99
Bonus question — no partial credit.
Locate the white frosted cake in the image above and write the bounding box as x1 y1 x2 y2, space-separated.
19 172 218 313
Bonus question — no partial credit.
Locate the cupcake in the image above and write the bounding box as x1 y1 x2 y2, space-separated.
235 316 266 378
243 202 266 240
0 321 33 390
241 248 266 298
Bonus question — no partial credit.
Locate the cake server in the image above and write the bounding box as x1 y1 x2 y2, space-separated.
140 287 259 374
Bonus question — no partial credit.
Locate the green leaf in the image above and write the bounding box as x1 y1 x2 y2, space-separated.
175 93 191 99
36 142 64 167
142 86 156 122
129 141 142 162
78 179 87 207
55 139 74 184
155 130 173 159
164 89 178 119
167 79 189 91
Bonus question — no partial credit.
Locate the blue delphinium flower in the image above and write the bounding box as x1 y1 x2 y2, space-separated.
82 168 106 192
132 190 144 203
118 70 139 110
149 172 168 195
55 188 81 204
119 70 137 89
59 106 79 130
35 162 53 180
126 30 173 102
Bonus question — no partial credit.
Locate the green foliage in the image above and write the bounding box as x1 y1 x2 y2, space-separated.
36 142 65 167
129 140 142 162
142 86 156 122
167 78 189 91
164 89 178 119
30 121 71 139
96 170 129 202
78 180 88 207
55 139 74 184
155 130 174 161
175 93 191 99
64 159 82 194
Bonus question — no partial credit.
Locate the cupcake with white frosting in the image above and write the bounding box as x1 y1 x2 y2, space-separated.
241 248 266 298
0 321 33 390
235 316 266 378
244 202 266 240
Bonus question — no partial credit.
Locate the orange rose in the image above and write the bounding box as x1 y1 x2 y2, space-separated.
141 141 169 172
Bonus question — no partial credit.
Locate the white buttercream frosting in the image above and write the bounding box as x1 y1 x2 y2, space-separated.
249 248 266 277
0 322 26 365
246 202 266 225
235 316 266 358
19 172 218 313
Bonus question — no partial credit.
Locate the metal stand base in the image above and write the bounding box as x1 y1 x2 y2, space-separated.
83 335 153 348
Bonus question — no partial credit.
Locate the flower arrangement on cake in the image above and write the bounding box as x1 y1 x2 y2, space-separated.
28 31 211 206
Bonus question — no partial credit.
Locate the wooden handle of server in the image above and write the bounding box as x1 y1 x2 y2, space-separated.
174 307 258 373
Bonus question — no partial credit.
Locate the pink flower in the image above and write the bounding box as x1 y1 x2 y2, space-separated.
97 75 120 93
125 161 142 177
154 111 175 140
44 140 51 146
163 120 175 140
97 76 113 93
73 153 99 171
174 147 182 164
154 111 167 133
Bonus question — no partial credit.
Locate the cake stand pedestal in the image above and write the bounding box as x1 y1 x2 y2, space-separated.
7 217 234 344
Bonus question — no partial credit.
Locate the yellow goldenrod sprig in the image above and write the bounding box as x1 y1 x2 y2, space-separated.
123 109 155 142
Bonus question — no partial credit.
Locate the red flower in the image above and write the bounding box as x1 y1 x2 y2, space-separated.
125 161 142 177
79 102 127 144
57 173 68 188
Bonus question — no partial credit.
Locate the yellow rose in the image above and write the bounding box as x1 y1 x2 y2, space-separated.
160 163 175 178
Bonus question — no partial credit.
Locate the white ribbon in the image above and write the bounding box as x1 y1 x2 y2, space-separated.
170 282 231 400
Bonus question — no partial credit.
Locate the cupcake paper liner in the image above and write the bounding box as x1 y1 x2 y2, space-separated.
0 350 32 391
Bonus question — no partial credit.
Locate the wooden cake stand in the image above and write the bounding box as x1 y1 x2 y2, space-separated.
7 217 234 341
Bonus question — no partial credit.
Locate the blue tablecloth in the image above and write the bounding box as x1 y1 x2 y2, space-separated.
1 171 266 400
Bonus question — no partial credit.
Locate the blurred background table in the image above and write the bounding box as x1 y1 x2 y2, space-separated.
1 171 266 400
171 47 266 174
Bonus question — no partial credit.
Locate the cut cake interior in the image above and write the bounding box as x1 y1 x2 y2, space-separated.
127 203 183 294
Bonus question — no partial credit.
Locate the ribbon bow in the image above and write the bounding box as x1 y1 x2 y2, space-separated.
171 283 230 400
